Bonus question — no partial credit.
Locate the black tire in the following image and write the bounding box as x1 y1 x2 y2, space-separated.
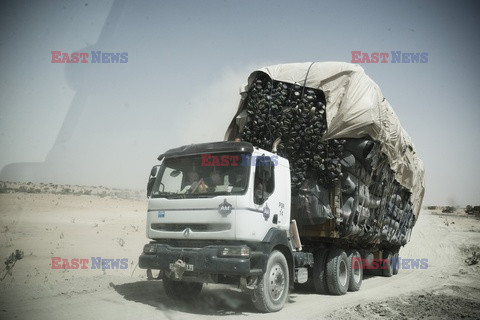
363 253 377 276
312 249 330 294
163 278 203 300
382 251 394 277
146 269 161 280
326 249 350 295
146 268 153 280
252 250 289 313
392 252 399 275
346 250 363 292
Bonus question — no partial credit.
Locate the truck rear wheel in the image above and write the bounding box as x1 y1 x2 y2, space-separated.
326 249 350 295
163 278 203 300
363 252 377 275
382 251 394 277
313 249 329 294
392 252 399 275
252 250 289 313
347 250 363 291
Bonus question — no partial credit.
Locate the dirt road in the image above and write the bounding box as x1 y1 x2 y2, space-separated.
1 190 479 319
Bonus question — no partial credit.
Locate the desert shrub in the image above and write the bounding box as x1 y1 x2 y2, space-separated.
1 249 24 281
442 206 455 213
465 252 479 266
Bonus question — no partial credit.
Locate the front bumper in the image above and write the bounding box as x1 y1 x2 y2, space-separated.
138 242 265 277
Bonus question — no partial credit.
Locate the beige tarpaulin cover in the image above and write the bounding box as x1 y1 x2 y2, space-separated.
226 62 425 216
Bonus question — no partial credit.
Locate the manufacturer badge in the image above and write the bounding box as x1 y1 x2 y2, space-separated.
218 199 233 215
183 228 191 238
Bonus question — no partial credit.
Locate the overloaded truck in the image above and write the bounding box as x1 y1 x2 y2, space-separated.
138 62 425 312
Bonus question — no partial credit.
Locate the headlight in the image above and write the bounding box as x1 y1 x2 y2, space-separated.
218 246 250 258
143 244 157 254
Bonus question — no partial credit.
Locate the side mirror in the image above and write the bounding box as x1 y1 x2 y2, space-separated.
147 165 160 197
150 166 159 177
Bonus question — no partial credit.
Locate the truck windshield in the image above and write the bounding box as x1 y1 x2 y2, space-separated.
151 152 250 199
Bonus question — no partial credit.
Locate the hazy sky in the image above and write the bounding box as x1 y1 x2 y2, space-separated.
1 0 479 206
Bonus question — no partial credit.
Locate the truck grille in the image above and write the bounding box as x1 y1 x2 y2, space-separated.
151 223 231 232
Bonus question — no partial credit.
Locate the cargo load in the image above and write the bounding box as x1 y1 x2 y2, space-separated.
225 62 425 247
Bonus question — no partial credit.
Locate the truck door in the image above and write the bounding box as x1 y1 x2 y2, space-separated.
235 154 289 241
252 155 289 229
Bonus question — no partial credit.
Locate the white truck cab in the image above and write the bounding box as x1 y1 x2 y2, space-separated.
145 141 291 242
139 141 307 312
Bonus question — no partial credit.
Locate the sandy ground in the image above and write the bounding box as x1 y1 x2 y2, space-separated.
0 185 479 320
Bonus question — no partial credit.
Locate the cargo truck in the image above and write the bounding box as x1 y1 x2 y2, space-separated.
138 62 425 312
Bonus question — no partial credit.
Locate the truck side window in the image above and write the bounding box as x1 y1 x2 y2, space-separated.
254 156 275 204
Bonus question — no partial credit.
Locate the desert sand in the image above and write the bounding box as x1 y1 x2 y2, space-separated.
0 182 479 319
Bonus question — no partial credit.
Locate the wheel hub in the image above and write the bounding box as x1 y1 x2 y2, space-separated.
352 260 361 283
339 260 348 287
268 263 285 301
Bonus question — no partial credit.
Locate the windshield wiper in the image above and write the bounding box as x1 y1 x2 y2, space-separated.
166 194 187 199
192 191 232 198
211 191 232 196
152 192 178 199
153 191 233 199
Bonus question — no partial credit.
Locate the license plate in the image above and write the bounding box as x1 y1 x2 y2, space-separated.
169 263 194 271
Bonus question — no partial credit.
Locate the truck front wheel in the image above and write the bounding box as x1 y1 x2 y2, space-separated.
163 278 203 300
252 250 289 313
